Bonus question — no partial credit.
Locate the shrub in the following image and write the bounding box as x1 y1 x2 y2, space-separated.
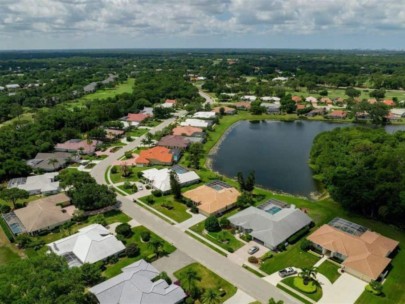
125 243 140 257
287 226 310 244
248 256 259 264
126 135 133 142
152 190 162 197
137 171 144 178
110 166 118 174
159 271 172 285
90 214 107 226
0 204 11 214
115 223 132 238
190 205 199 214
260 251 273 262
219 217 230 229
15 234 33 249
146 197 155 204
146 253 157 262
205 216 221 232
124 151 133 159
227 247 234 253
241 233 252 242
300 239 312 252
123 181 132 189
140 231 151 242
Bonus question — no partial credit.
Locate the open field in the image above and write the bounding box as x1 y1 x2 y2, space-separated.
0 112 35 129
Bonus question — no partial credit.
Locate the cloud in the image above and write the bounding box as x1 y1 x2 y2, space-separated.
0 0 405 48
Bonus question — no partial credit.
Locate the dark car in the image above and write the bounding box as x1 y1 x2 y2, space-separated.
278 267 297 278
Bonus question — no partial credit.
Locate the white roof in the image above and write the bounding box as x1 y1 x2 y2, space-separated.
161 103 174 108
261 102 281 109
272 77 288 82
391 108 405 116
180 119 210 128
242 95 257 101
141 107 154 116
306 96 318 103
142 168 200 193
47 224 125 266
9 172 60 194
90 259 186 304
261 96 280 102
193 111 216 119
6 84 20 89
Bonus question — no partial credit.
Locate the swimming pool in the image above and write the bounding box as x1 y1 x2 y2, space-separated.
10 222 23 234
266 206 282 215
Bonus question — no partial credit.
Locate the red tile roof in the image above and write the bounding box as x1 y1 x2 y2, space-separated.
127 113 150 123
165 99 177 104
329 110 347 118
172 126 203 137
135 146 173 165
383 99 395 106
292 96 302 103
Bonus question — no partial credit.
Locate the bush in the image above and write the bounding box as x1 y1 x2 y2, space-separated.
159 271 172 285
241 233 252 242
300 239 312 252
190 205 199 214
248 256 259 264
0 204 11 214
219 217 230 229
15 234 33 249
125 243 140 257
260 251 273 262
110 166 118 174
152 190 162 197
90 214 107 226
146 253 157 262
123 181 132 189
140 231 151 242
205 216 221 232
227 247 234 253
287 226 310 244
146 197 155 204
137 171 144 178
115 223 132 238
124 151 133 159
126 135 133 142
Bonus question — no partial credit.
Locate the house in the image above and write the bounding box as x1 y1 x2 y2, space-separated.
242 95 257 102
390 108 405 118
47 224 125 267
164 99 177 107
291 96 302 103
308 218 399 282
228 201 312 250
183 181 240 216
26 152 78 172
368 98 377 104
126 113 150 126
296 104 306 111
101 74 117 85
5 84 20 90
180 119 212 128
0 86 5 91
8 172 60 195
105 128 125 140
193 111 216 119
305 96 318 104
157 135 190 150
4 193 74 235
234 102 251 110
383 99 395 107
172 126 204 137
261 102 281 114
142 166 200 194
328 110 347 119
55 139 100 155
334 97 345 103
320 97 333 105
272 77 288 82
135 146 175 166
141 107 154 117
83 82 97 93
89 259 186 304
306 108 326 117
212 106 236 115
261 96 281 102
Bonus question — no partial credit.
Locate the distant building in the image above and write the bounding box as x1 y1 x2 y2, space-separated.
242 95 257 102
135 146 176 166
5 84 20 90
55 139 100 155
8 172 60 195
212 106 236 115
193 111 216 119
126 113 150 126
27 152 78 172
291 96 302 103
328 110 347 119
180 119 212 128
172 126 204 137
83 82 97 93
157 135 190 150
234 102 251 110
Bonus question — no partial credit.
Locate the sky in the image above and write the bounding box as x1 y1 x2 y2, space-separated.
1 0 405 50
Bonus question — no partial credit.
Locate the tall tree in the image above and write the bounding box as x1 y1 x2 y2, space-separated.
245 171 256 192
170 171 182 199
188 142 204 169
237 172 245 191
181 268 200 293
0 188 29 209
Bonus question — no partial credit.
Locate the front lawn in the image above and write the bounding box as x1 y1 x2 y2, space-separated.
280 277 323 302
317 260 341 283
0 245 20 266
127 128 148 138
103 226 176 278
141 195 192 223
190 222 243 252
260 243 320 275
174 263 237 302
110 165 146 184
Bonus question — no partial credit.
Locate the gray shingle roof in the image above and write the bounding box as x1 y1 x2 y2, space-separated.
229 206 312 248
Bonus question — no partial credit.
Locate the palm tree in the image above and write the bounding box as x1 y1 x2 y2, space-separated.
181 268 200 293
148 239 164 257
47 158 59 170
201 289 220 304
298 267 318 285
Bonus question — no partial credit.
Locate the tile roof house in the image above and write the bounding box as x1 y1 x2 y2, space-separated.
47 224 125 267
172 126 204 137
55 139 100 155
183 181 240 216
308 218 399 282
6 193 74 235
212 106 236 115
89 259 186 304
291 96 302 103
229 204 312 250
165 99 177 105
193 111 217 119
305 96 318 103
105 128 125 140
127 113 150 126
26 152 78 172
368 98 377 104
8 172 60 195
234 102 252 110
135 146 174 166
328 110 347 119
320 97 333 105
157 135 190 150
142 166 200 193
83 82 97 93
383 99 395 107
180 119 212 128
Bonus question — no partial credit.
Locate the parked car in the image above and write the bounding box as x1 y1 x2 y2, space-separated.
248 246 259 255
138 185 143 190
278 267 297 278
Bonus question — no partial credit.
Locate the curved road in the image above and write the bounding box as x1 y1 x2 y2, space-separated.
91 118 297 304
198 88 215 105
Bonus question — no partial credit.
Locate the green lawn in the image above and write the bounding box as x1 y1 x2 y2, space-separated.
103 226 176 278
190 222 243 252
141 195 192 223
317 260 341 283
127 128 149 138
0 245 20 266
0 112 35 129
280 277 323 302
110 165 146 184
260 243 320 274
0 194 42 208
174 263 237 302
117 185 138 195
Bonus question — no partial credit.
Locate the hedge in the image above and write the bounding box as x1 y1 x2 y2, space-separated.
287 226 310 244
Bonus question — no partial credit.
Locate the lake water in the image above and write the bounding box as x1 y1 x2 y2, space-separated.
211 120 405 198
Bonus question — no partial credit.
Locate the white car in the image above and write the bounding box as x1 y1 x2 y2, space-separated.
248 246 259 255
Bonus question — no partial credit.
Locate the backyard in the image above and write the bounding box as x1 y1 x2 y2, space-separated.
103 225 176 278
174 263 237 303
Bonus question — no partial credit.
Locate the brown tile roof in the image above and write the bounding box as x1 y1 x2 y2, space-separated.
157 135 190 149
296 104 306 110
320 97 333 104
234 102 251 109
183 185 240 215
383 99 395 106
14 193 74 233
55 139 100 154
308 225 398 280
105 129 125 139
368 98 377 104
292 96 302 103
329 110 347 118
127 113 150 123
165 99 177 104
212 106 236 114
135 146 173 165
172 126 203 137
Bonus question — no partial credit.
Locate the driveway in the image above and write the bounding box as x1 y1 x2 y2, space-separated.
151 250 195 281
224 289 256 304
228 241 268 266
318 273 367 304
175 213 206 231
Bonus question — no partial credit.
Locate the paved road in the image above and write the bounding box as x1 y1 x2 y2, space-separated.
198 89 215 105
91 117 298 304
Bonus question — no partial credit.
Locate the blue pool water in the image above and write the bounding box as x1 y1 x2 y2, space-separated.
266 206 282 215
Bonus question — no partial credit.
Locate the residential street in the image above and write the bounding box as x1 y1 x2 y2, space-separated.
91 117 298 304
198 88 215 105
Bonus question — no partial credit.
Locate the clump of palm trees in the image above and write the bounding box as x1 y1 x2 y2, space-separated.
298 267 319 286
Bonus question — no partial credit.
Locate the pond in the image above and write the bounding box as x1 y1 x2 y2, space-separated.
210 120 405 198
